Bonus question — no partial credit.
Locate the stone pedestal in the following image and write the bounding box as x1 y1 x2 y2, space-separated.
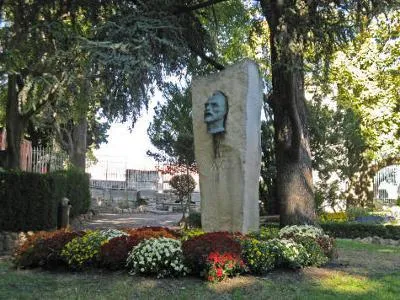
192 60 262 233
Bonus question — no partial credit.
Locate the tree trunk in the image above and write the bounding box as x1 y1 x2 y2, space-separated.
5 74 26 170
70 117 88 170
261 0 315 226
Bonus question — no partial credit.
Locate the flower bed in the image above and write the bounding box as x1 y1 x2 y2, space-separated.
13 225 336 283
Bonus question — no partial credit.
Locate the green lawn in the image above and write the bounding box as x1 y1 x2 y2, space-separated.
1 239 399 300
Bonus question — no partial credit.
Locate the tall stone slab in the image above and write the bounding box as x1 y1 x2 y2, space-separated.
192 60 262 233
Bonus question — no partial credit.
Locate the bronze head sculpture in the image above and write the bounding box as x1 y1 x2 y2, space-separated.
204 91 228 134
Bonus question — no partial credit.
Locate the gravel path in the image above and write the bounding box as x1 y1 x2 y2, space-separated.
71 212 182 231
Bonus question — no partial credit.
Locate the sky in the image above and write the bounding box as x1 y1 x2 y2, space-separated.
87 92 162 180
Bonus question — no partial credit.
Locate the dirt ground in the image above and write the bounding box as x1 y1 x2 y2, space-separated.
71 211 182 231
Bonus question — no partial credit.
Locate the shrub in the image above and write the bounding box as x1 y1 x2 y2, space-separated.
99 229 127 240
248 227 279 241
0 172 58 231
289 236 328 266
279 225 336 260
279 225 325 239
180 228 205 242
182 232 243 275
126 237 188 278
14 230 82 268
241 238 277 274
169 174 196 201
321 222 400 240
267 238 309 269
319 212 348 223
316 235 338 259
61 230 109 269
205 252 247 282
124 226 180 240
346 206 370 221
50 169 91 219
187 212 202 228
99 235 142 270
14 231 53 268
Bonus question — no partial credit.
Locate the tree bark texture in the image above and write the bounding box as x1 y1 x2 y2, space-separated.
5 74 26 170
261 0 315 226
69 117 88 170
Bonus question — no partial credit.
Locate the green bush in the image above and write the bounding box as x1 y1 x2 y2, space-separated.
126 237 188 278
319 212 348 223
248 227 279 241
289 236 328 266
50 169 90 218
180 228 205 242
0 169 90 231
268 238 309 269
346 206 370 221
321 222 400 240
187 212 201 228
61 230 109 269
241 238 277 274
0 171 58 231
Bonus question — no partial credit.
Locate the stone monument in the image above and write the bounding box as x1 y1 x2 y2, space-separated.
192 60 262 233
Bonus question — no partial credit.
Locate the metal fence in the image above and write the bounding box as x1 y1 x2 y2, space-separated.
373 165 400 204
31 146 68 173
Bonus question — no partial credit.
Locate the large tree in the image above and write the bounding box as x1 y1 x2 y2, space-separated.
147 84 195 171
0 1 97 169
258 0 396 225
0 0 223 170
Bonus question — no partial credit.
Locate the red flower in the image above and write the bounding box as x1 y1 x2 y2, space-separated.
216 268 223 277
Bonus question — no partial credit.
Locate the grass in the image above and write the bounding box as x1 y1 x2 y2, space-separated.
1 239 400 299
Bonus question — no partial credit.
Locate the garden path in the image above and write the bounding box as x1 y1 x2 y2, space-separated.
71 212 182 231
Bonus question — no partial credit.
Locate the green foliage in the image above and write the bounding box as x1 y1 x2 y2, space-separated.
61 231 109 269
319 212 348 223
0 169 90 231
308 10 400 208
180 228 205 242
288 236 328 267
279 225 325 239
321 223 400 240
169 174 196 201
99 229 127 240
259 116 278 215
241 238 277 274
50 169 91 219
0 171 58 231
247 227 279 241
147 85 195 167
187 212 202 229
346 206 371 221
126 238 188 278
267 239 309 269
278 225 337 260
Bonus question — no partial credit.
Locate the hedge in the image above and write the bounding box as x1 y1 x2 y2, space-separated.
0 172 58 231
0 169 90 231
260 222 400 240
50 169 90 219
320 222 400 240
